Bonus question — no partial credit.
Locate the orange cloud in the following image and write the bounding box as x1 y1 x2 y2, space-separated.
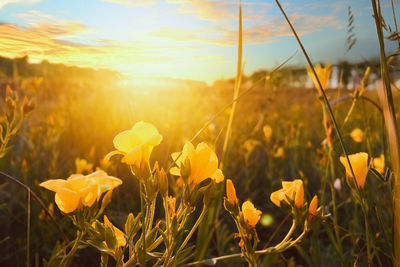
166 0 272 22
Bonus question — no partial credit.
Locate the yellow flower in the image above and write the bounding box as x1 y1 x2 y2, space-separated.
307 63 331 92
170 142 224 186
273 146 284 158
226 179 238 206
75 158 93 174
373 154 385 174
350 128 364 143
263 125 272 142
105 121 163 167
308 195 318 221
270 179 304 208
40 171 122 213
242 200 261 228
339 152 369 188
104 215 126 247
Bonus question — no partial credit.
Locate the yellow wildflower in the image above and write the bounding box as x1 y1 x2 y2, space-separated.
339 152 369 188
242 200 261 228
307 63 331 92
350 128 364 143
263 125 272 142
75 158 93 174
373 154 385 174
104 215 126 247
270 179 304 208
40 171 122 213
170 142 224 186
105 121 162 168
226 179 238 206
273 146 284 158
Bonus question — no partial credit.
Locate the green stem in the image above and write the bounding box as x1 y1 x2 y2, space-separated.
140 183 147 266
362 203 373 265
147 200 156 233
171 206 207 266
60 230 84 267
328 150 344 262
275 0 361 196
186 223 307 266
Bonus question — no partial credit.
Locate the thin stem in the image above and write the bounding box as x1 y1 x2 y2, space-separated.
147 200 156 233
0 171 69 242
275 0 360 196
390 0 400 47
60 230 84 267
140 183 147 266
371 1 400 265
274 220 296 249
26 190 31 267
328 150 344 261
362 205 372 265
171 206 207 266
186 220 306 266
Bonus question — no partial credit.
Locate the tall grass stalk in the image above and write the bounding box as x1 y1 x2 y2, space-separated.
195 1 242 261
26 190 30 267
371 0 400 264
0 171 69 242
275 0 376 263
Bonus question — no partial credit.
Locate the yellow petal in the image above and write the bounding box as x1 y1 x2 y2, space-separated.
122 145 143 166
270 189 283 207
350 128 364 143
55 187 80 213
295 184 304 208
226 179 238 206
373 154 385 174
211 169 224 183
242 200 261 227
104 150 125 162
169 167 181 176
88 170 123 195
78 182 98 207
308 195 318 221
190 142 218 185
66 174 88 191
340 152 369 188
113 130 138 153
263 125 272 141
40 179 68 192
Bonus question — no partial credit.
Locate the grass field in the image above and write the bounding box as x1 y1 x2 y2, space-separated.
1 0 400 266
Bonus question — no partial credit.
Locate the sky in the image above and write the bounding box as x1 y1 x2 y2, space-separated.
0 0 397 84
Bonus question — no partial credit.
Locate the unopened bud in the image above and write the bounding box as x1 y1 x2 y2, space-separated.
100 190 113 211
22 96 35 116
158 168 168 197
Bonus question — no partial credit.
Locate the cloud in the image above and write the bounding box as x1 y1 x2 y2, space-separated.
100 0 157 7
0 0 40 8
151 13 343 46
166 0 272 22
0 20 194 75
14 10 55 23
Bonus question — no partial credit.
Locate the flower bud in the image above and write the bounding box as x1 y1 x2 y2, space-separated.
100 190 113 211
308 195 318 221
226 179 238 206
158 168 168 197
22 96 35 116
